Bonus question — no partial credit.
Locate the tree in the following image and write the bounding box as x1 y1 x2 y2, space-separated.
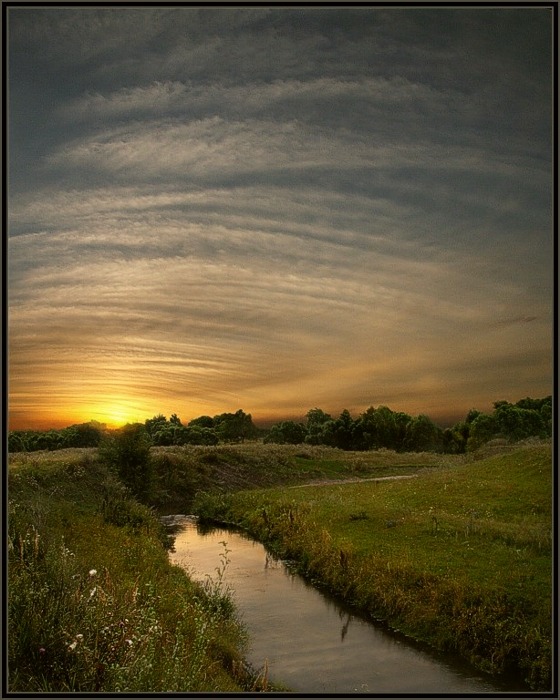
331 409 355 450
169 413 182 426
264 421 308 445
184 427 219 445
465 409 482 425
442 420 469 454
467 413 497 451
353 406 412 451
152 424 176 446
145 414 168 438
515 396 552 437
306 408 332 428
539 400 552 437
494 404 545 442
8 431 30 452
99 423 153 501
305 408 333 445
188 415 215 429
69 421 104 447
515 396 550 412
404 415 442 452
213 410 257 442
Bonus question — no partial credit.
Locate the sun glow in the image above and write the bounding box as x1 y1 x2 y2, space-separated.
78 399 146 429
104 408 139 428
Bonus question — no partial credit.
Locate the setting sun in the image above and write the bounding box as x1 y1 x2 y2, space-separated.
104 408 138 429
78 399 146 429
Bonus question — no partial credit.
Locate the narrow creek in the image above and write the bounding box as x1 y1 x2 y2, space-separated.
168 517 529 694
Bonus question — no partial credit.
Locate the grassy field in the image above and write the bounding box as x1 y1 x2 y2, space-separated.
192 441 553 690
7 449 269 693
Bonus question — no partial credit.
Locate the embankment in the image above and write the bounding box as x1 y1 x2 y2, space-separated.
193 442 553 690
7 449 264 693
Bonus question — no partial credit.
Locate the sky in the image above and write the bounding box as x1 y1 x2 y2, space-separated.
6 6 554 430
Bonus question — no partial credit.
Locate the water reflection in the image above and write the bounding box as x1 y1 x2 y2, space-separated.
340 610 352 643
169 518 528 694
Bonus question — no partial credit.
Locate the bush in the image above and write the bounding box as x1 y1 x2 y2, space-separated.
98 424 153 502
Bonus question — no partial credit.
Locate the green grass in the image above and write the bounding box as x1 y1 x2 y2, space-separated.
193 442 553 690
149 442 455 511
10 441 551 691
7 449 263 693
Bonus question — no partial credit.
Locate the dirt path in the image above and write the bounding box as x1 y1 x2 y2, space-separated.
288 473 418 489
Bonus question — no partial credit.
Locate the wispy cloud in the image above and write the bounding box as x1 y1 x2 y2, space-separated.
7 7 553 429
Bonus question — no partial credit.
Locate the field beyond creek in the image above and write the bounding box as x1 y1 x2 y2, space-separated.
8 440 553 691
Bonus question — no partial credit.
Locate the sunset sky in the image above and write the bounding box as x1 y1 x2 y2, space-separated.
7 6 554 431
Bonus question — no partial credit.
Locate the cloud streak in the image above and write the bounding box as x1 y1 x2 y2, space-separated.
7 7 553 430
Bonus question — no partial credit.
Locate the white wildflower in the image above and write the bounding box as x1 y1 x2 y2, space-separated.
88 569 97 577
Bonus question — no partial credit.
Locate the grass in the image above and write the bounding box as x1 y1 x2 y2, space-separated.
9 439 552 691
149 442 453 512
192 441 553 690
7 449 266 693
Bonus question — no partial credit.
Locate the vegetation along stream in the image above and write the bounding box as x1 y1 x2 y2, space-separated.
169 517 530 694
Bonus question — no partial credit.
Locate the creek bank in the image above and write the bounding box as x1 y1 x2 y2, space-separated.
156 442 551 691
192 452 551 693
197 512 533 692
170 517 528 694
194 513 442 642
7 451 256 693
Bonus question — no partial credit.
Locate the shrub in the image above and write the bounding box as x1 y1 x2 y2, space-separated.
98 424 153 502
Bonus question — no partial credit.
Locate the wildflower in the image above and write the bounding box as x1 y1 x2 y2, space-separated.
76 634 83 641
68 641 77 651
88 569 97 577
89 586 97 599
125 639 133 646
39 647 46 655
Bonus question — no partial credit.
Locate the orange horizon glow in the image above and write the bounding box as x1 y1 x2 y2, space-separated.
8 388 550 433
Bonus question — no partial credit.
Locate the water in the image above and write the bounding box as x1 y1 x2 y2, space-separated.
169 517 528 694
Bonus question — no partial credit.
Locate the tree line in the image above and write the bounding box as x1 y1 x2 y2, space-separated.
7 410 259 453
144 409 257 445
7 396 552 454
7 421 105 453
264 396 552 453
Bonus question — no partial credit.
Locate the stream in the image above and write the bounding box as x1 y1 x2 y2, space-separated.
168 516 529 694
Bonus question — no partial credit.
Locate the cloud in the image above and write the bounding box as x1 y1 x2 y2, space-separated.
7 7 553 429
60 76 470 129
